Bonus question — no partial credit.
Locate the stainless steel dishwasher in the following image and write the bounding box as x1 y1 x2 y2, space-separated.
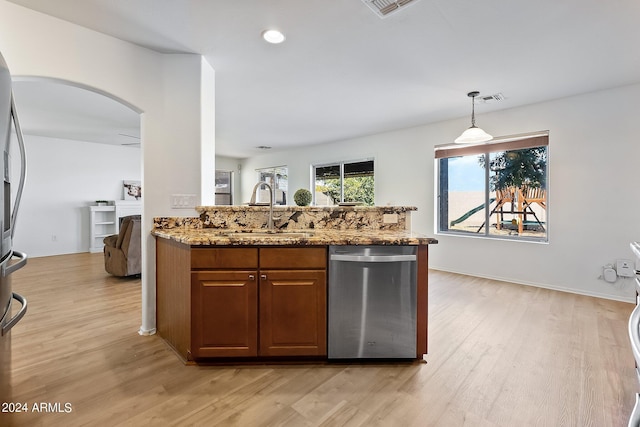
328 245 417 359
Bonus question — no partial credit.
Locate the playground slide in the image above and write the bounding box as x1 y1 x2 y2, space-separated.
449 198 495 227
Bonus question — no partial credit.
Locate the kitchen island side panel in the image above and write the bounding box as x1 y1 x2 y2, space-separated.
417 245 429 357
156 238 192 361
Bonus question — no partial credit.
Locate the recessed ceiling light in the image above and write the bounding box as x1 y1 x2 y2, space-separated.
261 29 285 44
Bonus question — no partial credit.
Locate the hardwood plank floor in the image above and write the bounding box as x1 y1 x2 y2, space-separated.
1 252 636 426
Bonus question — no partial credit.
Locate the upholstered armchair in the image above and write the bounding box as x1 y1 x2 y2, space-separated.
103 215 141 277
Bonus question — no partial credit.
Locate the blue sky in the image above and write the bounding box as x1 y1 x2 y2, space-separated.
447 156 485 192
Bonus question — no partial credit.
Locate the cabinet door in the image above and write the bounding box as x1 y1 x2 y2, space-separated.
191 271 258 358
259 270 327 356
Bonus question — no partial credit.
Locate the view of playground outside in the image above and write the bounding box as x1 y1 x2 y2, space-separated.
437 135 548 240
447 190 547 238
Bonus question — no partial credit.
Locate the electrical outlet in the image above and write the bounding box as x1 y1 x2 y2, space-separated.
171 194 197 209
383 213 398 224
616 259 635 277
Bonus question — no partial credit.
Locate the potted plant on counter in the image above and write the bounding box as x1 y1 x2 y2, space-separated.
293 189 312 206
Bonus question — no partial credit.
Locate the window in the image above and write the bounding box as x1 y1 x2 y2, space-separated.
215 170 233 205
255 166 288 205
436 133 548 241
313 159 374 206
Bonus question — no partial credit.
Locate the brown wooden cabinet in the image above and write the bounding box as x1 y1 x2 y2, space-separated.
258 247 327 356
156 238 427 363
191 270 258 358
157 243 327 361
258 270 326 356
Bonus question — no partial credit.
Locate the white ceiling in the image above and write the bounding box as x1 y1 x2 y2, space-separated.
6 0 640 158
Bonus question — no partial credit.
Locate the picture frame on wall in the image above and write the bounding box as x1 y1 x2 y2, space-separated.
123 180 141 200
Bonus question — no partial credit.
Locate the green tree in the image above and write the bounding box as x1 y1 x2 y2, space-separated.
479 147 546 190
344 176 374 206
320 176 375 206
321 181 339 205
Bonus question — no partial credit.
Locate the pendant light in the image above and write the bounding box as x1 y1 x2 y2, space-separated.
455 91 492 144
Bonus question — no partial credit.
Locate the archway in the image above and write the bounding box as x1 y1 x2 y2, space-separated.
9 77 143 264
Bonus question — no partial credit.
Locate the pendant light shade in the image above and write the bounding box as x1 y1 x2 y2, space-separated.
455 125 493 144
455 91 492 144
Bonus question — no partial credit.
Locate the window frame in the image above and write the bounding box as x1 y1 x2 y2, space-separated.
312 158 375 206
255 166 288 205
435 132 549 242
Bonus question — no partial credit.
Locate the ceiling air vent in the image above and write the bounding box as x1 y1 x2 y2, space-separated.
362 0 421 18
478 93 505 104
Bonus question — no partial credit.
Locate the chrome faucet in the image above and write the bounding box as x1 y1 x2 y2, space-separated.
250 181 279 231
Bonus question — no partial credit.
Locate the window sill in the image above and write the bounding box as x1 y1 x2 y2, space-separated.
435 230 549 244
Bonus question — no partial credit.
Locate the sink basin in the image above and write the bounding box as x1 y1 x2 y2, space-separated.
221 231 314 238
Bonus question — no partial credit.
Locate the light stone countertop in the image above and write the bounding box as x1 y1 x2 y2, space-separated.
151 228 438 246
152 205 437 246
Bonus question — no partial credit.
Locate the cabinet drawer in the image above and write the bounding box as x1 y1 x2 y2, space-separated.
259 247 327 269
191 247 258 269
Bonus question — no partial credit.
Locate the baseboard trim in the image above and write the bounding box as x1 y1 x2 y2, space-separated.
138 327 157 336
429 267 635 304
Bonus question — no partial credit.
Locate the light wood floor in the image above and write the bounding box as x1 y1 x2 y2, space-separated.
2 252 636 426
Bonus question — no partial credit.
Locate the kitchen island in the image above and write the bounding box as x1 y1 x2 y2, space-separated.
152 206 437 364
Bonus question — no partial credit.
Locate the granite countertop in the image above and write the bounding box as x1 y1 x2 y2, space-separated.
151 228 438 246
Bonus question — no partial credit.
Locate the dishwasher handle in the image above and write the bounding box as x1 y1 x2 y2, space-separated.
330 254 416 263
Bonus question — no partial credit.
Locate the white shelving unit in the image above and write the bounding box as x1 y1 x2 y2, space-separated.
88 201 142 253
89 205 117 253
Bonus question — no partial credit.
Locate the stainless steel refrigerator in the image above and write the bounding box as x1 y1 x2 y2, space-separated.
0 50 28 401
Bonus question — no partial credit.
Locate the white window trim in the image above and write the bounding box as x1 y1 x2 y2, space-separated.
311 157 375 206
434 131 549 243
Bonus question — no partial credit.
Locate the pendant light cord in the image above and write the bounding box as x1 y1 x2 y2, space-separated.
470 93 476 127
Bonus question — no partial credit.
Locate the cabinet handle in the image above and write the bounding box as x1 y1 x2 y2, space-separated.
248 274 255 281
261 274 267 280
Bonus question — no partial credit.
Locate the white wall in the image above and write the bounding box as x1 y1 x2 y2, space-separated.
11 135 140 257
200 58 216 206
0 1 216 333
240 83 640 302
